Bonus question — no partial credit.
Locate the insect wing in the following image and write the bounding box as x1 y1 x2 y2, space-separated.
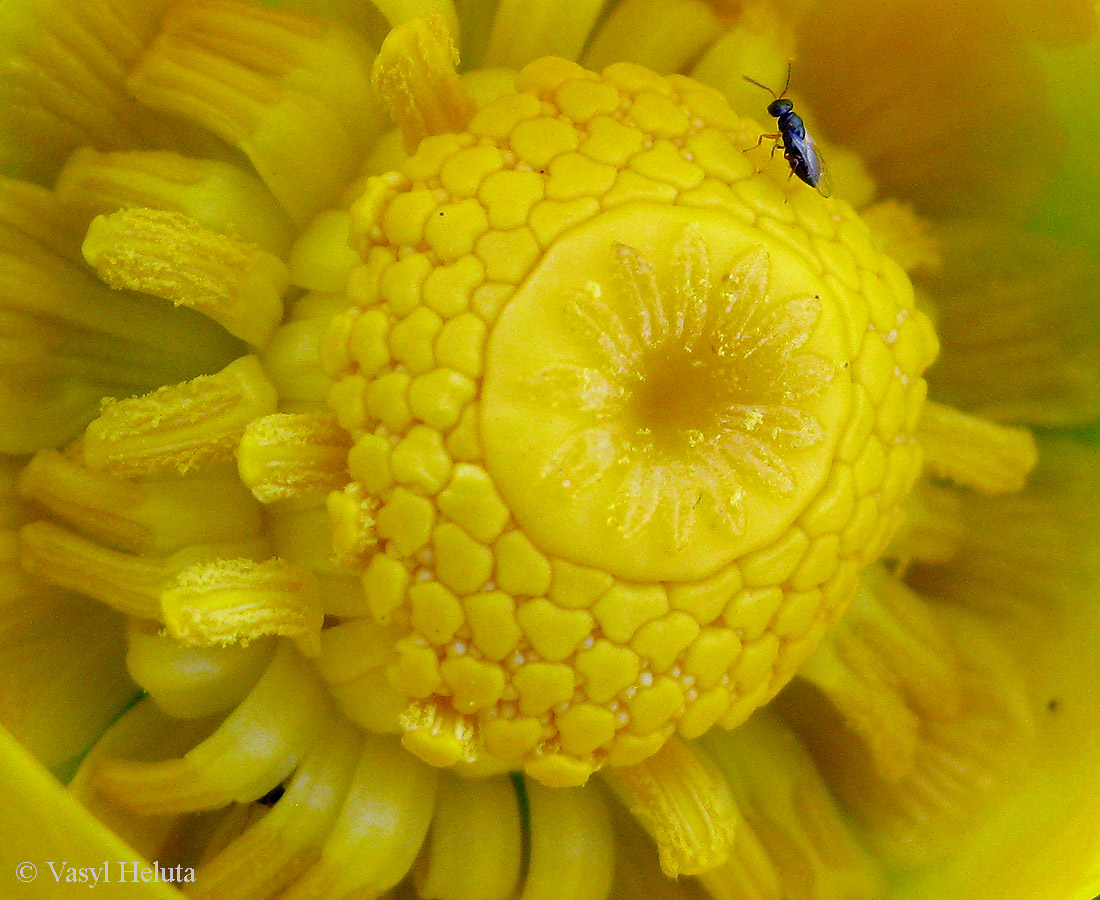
797 130 831 197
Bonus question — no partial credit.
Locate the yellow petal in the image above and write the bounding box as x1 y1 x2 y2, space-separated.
0 722 185 900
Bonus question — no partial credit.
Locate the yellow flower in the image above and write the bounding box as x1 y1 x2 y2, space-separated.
0 1 1098 899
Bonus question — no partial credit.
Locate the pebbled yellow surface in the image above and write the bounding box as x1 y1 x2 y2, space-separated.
326 57 938 785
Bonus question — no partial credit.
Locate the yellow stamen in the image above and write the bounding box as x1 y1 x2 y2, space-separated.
189 717 366 900
56 148 296 257
82 355 279 477
238 412 351 503
804 603 1033 869
783 568 962 783
19 519 178 619
125 0 387 224
161 557 325 657
371 16 476 152
83 207 288 348
702 713 884 900
887 481 965 566
277 734 439 900
602 737 737 876
18 518 270 619
400 698 481 768
94 642 333 814
371 0 460 41
0 176 87 265
414 773 523 900
18 448 263 554
127 620 276 719
483 0 610 67
862 199 942 273
0 0 190 181
583 0 723 74
521 781 615 900
918 400 1038 495
918 221 1100 427
0 177 243 452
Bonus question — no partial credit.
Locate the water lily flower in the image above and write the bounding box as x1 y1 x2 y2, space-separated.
1 0 1099 899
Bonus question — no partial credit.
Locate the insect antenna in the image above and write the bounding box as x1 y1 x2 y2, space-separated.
742 61 793 100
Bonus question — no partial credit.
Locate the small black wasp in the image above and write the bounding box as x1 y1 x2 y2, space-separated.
743 63 830 196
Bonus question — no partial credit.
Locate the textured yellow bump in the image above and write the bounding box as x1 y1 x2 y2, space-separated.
425 199 491 262
683 628 742 690
380 188 442 248
771 589 825 642
440 656 506 713
554 78 623 121
592 583 670 644
446 404 482 461
161 557 324 656
400 698 474 765
513 662 576 717
349 308 392 376
464 591 522 661
404 133 476 183
83 208 288 348
548 561 614 610
630 142 705 190
479 170 546 231
631 613 701 673
393 639 445 699
476 228 542 283
437 464 509 543
607 730 671 768
435 313 487 378
440 145 506 197
602 169 679 207
575 640 641 704
526 197 602 247
723 587 783 643
557 703 618 758
524 753 598 789
516 599 595 662
678 687 732 740
409 581 465 645
580 116 649 167
546 153 620 201
381 248 434 311
918 401 1038 495
408 369 477 429
483 716 544 764
329 374 371 432
327 484 379 565
371 15 474 152
627 677 686 734
423 256 485 317
83 356 279 477
390 307 443 373
790 534 842 592
238 412 351 502
493 531 553 597
433 522 493 594
361 553 410 624
667 566 743 626
739 527 811 588
511 118 582 171
390 425 452 494
730 636 780 691
376 487 436 556
366 371 414 432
